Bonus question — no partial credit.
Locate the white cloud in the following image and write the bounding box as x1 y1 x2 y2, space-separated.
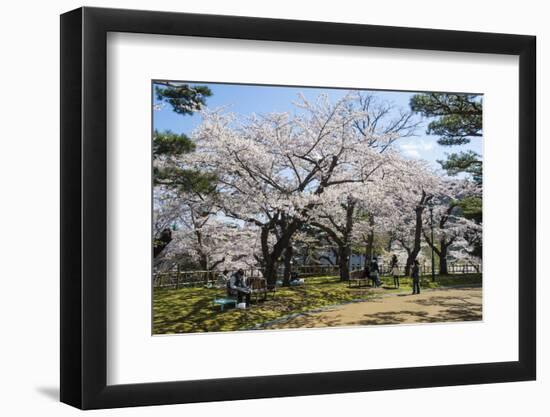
399 139 435 159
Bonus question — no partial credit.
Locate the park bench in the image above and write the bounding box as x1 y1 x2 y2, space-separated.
213 297 237 311
247 277 276 302
348 269 370 288
214 278 275 311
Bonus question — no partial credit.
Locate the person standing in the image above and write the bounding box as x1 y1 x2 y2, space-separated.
390 254 400 288
411 259 421 295
370 257 381 288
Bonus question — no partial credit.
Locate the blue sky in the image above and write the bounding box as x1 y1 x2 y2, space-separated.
152 82 483 171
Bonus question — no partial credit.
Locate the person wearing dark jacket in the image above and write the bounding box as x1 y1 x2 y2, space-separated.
362 264 371 280
411 260 421 295
227 269 251 306
370 257 381 287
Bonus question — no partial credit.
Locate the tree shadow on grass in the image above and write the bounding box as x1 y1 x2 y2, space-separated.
381 285 400 290
154 294 215 333
153 283 483 333
265 312 350 329
153 282 375 334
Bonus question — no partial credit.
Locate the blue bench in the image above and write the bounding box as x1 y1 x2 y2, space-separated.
213 297 237 312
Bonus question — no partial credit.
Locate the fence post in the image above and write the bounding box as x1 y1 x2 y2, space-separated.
175 265 180 290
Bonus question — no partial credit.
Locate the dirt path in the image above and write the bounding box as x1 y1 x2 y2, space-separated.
264 286 482 329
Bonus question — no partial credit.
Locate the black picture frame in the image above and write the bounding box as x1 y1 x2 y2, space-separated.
60 6 536 410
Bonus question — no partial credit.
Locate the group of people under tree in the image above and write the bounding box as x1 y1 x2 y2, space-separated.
361 253 421 295
220 252 424 310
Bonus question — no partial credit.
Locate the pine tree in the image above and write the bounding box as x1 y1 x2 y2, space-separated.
410 93 483 185
154 81 211 115
152 82 214 257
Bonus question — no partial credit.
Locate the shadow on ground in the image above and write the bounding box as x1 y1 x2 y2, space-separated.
153 279 375 334
153 276 483 333
267 288 482 328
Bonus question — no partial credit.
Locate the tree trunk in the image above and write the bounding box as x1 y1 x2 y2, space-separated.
405 207 423 275
405 191 430 275
364 244 369 268
199 254 208 271
263 258 278 286
282 243 293 286
405 255 413 277
366 231 374 265
439 240 448 275
209 258 225 272
153 228 172 258
339 245 351 281
195 230 210 270
260 226 278 285
310 198 357 281
364 214 375 267
340 199 355 281
261 219 302 286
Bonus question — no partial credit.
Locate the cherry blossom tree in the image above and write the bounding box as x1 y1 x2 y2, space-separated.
164 219 261 272
153 185 260 272
448 239 482 272
282 93 420 282
350 154 415 267
153 89 483 285
310 187 362 281
423 179 482 274
352 92 420 149
153 188 181 258
291 228 328 266
389 159 439 275
185 93 395 284
311 168 391 280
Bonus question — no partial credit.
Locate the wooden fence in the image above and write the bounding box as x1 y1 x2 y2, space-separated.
379 262 481 276
153 262 481 289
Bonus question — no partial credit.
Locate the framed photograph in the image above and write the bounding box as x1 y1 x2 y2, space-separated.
60 6 536 410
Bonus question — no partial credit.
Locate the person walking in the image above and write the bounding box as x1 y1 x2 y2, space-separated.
390 254 400 288
411 259 421 295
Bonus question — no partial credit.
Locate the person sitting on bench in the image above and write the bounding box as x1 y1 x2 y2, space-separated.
290 271 304 286
362 264 371 280
227 269 251 307
217 269 230 288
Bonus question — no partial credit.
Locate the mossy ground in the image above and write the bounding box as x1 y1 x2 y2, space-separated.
153 273 482 334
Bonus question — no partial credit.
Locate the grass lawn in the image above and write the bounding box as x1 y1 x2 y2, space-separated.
153 273 482 334
388 273 483 290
